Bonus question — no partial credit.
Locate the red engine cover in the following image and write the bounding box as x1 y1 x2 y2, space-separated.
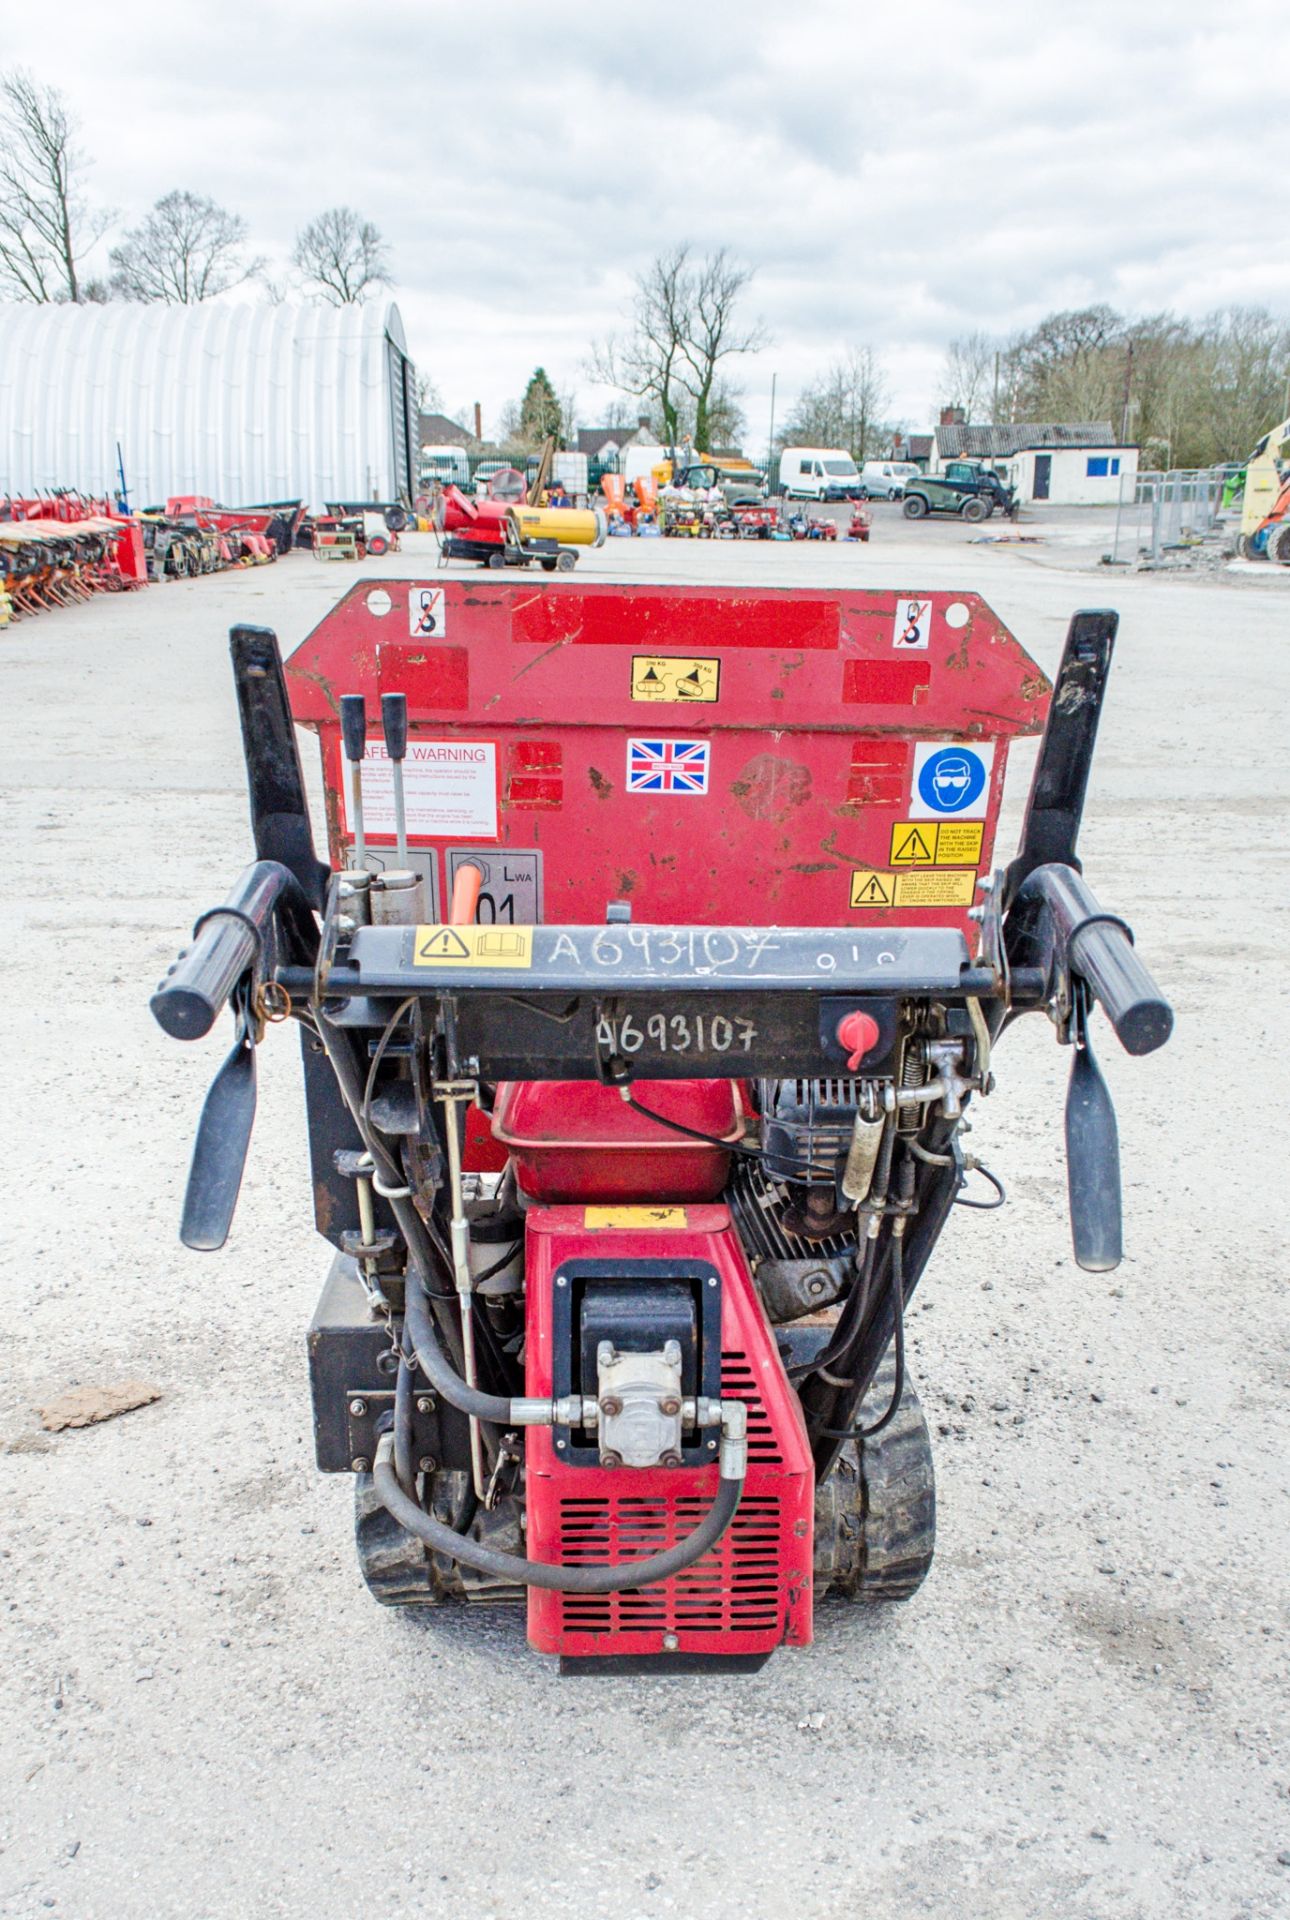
524 1205 814 1663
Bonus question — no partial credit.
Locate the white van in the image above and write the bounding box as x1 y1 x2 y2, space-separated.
778 447 861 500
860 460 921 499
420 444 470 489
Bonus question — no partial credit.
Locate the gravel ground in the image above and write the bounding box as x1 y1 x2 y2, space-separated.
2 521 1287 1920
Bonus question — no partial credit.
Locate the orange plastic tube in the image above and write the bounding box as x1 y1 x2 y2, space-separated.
449 860 484 925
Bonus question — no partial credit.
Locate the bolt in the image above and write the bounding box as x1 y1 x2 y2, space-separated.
556 1275 568 1288
660 1450 683 1468
658 1396 682 1417
662 1632 679 1652
600 1449 623 1470
708 1277 718 1288
600 1394 624 1417
416 1395 435 1415
349 1397 367 1418
418 1457 436 1475
808 1278 826 1297
350 1456 369 1473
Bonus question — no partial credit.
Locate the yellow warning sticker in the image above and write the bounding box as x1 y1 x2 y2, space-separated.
412 925 533 968
583 1206 690 1229
894 870 976 908
850 870 978 908
631 655 721 703
849 870 896 908
890 819 984 866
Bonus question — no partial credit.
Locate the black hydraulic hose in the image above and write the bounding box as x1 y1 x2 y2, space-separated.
373 1435 744 1593
404 1260 515 1425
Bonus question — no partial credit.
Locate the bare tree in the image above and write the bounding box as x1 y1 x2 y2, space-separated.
590 245 693 443
780 345 891 462
110 191 263 303
938 331 995 420
677 248 768 450
0 70 108 302
415 369 444 416
293 206 391 304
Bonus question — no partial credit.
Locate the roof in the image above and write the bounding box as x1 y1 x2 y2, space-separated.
936 422 1124 457
419 412 472 448
0 297 410 507
576 427 622 456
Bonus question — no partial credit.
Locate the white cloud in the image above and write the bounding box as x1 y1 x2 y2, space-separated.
5 0 1287 449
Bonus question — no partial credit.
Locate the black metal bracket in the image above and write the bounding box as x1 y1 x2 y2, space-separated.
231 625 330 913
1003 608 1117 908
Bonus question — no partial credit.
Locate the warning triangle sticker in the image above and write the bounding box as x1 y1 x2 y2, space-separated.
850 870 895 907
641 666 661 683
893 826 935 864
417 927 473 961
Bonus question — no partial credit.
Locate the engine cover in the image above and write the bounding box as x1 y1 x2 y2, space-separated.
524 1204 814 1666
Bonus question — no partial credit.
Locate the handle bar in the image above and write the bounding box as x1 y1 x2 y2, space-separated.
1016 864 1173 1056
151 861 307 1041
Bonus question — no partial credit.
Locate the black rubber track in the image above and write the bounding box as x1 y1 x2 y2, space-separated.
851 1353 936 1601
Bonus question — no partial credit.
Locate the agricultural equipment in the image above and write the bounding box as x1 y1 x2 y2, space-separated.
437 469 604 570
154 582 1171 1672
0 514 144 615
846 504 872 542
903 462 1018 522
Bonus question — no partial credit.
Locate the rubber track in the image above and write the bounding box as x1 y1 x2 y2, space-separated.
850 1355 936 1602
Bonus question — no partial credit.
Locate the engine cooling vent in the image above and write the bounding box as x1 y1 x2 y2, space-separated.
726 1156 858 1264
720 1351 783 1464
558 1494 782 1635
759 1077 864 1185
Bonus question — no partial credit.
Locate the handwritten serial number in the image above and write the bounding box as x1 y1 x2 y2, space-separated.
596 1012 758 1055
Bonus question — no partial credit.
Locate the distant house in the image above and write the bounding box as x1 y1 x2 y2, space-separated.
887 430 933 471
419 411 474 450
576 416 657 463
930 421 1138 505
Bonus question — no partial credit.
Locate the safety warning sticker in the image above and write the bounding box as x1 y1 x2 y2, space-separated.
355 740 497 839
584 1206 690 1229
892 598 932 651
889 819 984 866
909 742 994 819
850 870 977 909
849 870 896 908
412 925 533 968
631 655 721 702
409 586 447 637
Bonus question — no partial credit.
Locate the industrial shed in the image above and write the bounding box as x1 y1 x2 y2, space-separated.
930 422 1138 505
0 298 418 509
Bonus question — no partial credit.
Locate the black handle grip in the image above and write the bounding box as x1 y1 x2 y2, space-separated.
1018 864 1173 1056
340 694 367 765
381 692 408 760
151 861 295 1041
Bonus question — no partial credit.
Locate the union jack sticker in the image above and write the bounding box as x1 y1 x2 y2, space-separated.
626 736 710 795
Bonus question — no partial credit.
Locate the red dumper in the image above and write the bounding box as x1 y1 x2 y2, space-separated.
153 582 1171 1671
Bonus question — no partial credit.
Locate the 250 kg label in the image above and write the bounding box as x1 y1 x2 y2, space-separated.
596 1011 758 1056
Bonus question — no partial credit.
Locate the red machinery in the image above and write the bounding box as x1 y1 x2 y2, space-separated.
154 582 1172 1672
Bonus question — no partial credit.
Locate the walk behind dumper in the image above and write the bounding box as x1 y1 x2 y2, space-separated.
153 583 1172 1671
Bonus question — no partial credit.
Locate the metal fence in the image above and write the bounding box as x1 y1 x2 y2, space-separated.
1109 465 1244 565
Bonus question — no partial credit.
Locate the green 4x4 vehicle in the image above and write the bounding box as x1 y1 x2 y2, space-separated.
902 460 1018 522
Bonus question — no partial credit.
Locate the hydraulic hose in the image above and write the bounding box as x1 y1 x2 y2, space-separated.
404 1259 515 1424
372 1433 745 1593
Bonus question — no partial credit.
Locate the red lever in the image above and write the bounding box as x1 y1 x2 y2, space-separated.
835 1010 881 1071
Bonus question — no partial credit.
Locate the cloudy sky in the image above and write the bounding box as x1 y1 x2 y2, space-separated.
6 1 1288 452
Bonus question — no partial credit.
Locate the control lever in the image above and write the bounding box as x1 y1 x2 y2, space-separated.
340 694 368 867
1064 985 1122 1271
380 692 410 867
180 989 258 1251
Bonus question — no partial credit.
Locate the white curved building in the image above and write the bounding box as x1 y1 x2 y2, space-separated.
0 298 418 508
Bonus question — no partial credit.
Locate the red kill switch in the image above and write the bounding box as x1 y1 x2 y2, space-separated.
836 1011 881 1071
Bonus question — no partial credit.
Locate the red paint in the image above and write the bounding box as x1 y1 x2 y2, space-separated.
492 1080 745 1202
287 581 1050 944
523 1206 814 1661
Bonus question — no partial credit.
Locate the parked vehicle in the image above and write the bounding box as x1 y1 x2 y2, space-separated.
675 462 768 507
902 461 1017 522
861 460 920 499
779 447 863 501
420 445 471 491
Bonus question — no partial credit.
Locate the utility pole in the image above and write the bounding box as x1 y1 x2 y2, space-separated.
766 371 777 481
1120 341 1134 445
